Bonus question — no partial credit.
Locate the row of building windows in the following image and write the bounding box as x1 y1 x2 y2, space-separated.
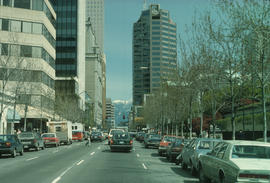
162 52 176 57
152 72 160 76
152 78 160 82
152 21 160 25
0 0 56 28
152 47 160 50
162 42 176 48
0 68 55 89
162 32 176 38
152 31 160 35
56 64 76 71
162 47 176 52
152 52 160 56
0 18 55 48
162 37 177 43
0 43 55 68
162 22 176 28
152 41 160 45
162 27 176 34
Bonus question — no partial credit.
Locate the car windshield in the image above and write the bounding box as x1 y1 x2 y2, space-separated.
42 134 55 138
198 141 211 149
92 132 101 136
232 145 270 159
174 139 183 146
18 133 33 138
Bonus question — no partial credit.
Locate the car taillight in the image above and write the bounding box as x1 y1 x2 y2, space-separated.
5 142 11 147
110 140 113 144
33 139 37 143
130 140 133 144
239 174 269 179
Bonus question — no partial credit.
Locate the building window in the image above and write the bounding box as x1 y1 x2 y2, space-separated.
21 45 32 57
32 0 43 11
22 21 32 33
33 23 42 34
3 0 11 6
0 44 9 55
2 19 9 31
10 20 21 32
32 47 42 58
10 45 20 56
14 0 31 9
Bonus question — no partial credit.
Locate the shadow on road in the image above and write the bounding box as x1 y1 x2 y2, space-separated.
150 153 159 157
170 167 196 179
183 180 199 183
159 157 169 163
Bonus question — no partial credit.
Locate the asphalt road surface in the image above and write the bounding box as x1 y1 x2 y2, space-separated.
0 140 198 183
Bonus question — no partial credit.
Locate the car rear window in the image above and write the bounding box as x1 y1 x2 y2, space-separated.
18 133 34 138
232 145 270 159
198 141 211 149
42 134 55 138
163 136 175 142
114 133 129 139
0 135 15 142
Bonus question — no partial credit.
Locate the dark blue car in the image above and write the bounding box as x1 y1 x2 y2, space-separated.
0 135 24 158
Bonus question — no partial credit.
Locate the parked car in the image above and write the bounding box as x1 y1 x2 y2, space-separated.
175 139 192 165
91 131 104 142
129 131 137 138
198 140 270 183
158 135 179 156
144 134 161 148
18 132 45 151
110 131 133 152
41 133 60 147
181 138 222 175
166 138 185 162
0 135 24 158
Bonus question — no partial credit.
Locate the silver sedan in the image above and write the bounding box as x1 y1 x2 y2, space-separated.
198 140 270 183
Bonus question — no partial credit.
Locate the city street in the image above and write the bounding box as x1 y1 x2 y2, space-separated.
0 141 198 183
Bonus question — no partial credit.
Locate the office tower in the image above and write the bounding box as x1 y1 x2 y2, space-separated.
133 4 177 105
86 0 104 52
50 0 86 110
0 0 56 133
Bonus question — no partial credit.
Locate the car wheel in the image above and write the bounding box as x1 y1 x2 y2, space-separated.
169 155 173 162
219 172 225 183
158 151 162 156
20 148 24 156
36 146 40 151
182 162 187 170
12 149 16 158
191 163 197 176
199 167 211 183
175 159 180 165
145 145 148 148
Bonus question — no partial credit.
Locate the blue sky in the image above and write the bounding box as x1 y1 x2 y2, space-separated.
104 0 211 101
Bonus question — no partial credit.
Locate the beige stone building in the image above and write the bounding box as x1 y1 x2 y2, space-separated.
0 0 56 134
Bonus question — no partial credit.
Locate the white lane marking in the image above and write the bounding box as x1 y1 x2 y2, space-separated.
136 153 140 157
90 152 95 156
53 150 59 153
142 163 147 170
26 156 39 161
76 160 84 166
52 177 61 183
98 146 101 150
67 146 71 149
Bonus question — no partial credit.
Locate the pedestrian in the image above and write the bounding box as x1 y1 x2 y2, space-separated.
85 136 91 147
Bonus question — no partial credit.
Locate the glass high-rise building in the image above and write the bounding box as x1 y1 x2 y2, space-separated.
49 0 85 107
133 4 177 105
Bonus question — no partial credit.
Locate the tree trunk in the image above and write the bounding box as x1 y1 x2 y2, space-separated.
262 83 267 142
23 104 28 131
176 124 178 136
231 81 236 140
181 120 184 137
199 91 203 137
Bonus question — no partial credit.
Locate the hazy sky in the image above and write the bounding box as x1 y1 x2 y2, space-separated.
104 0 211 101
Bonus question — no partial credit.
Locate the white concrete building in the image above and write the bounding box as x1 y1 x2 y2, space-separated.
0 0 56 134
86 0 104 52
106 98 115 129
85 18 103 127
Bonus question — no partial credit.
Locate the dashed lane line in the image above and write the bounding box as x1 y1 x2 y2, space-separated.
90 152 95 156
26 156 39 161
142 163 148 170
136 154 140 157
76 160 84 166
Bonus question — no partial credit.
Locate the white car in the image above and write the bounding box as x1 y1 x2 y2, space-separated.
198 140 270 183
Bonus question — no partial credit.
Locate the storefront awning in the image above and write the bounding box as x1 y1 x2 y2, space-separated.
6 108 21 123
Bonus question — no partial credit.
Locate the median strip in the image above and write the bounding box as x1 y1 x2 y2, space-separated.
26 157 39 161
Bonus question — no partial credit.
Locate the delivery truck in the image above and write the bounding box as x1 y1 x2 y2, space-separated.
47 121 73 145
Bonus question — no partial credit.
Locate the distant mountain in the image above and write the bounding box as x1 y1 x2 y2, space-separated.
113 100 132 126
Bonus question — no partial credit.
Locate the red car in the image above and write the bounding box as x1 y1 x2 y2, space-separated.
158 135 178 156
72 131 83 141
41 133 60 147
